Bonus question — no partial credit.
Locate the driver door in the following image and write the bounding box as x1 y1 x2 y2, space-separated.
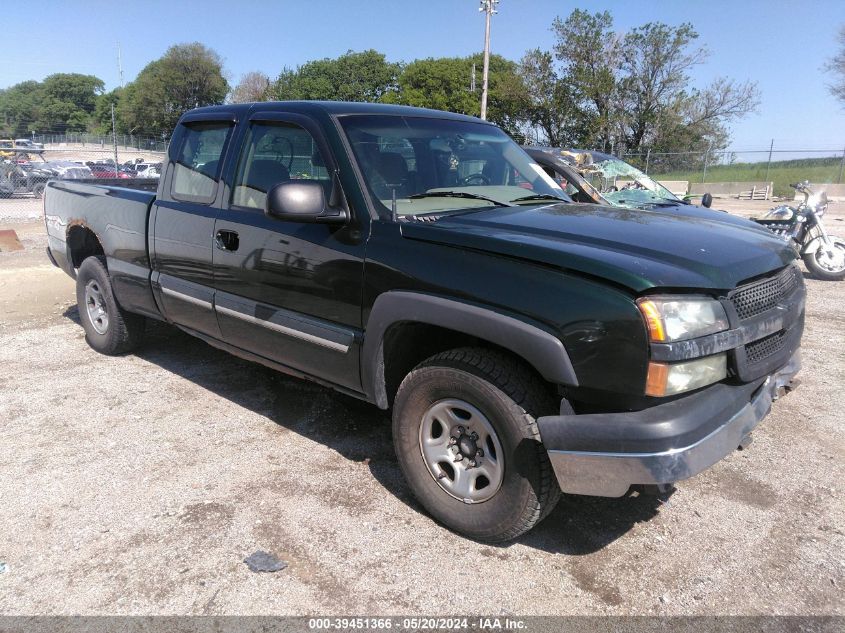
212 111 366 391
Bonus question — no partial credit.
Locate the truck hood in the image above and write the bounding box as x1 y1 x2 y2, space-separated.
400 203 796 292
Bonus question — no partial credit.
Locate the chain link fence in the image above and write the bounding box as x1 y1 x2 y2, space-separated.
622 147 845 199
0 146 166 222
24 132 169 154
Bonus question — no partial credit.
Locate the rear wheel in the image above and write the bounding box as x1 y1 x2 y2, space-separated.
76 256 144 354
392 347 560 542
803 237 845 280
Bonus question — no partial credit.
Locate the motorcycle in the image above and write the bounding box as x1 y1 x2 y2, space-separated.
755 181 845 281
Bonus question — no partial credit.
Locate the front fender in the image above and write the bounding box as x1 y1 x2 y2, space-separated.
361 291 578 408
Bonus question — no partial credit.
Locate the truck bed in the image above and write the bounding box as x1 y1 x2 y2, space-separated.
44 179 159 317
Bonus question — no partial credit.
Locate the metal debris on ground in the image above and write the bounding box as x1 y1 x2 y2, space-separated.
243 550 287 573
0 230 23 252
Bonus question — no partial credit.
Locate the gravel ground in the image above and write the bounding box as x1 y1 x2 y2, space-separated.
0 209 843 617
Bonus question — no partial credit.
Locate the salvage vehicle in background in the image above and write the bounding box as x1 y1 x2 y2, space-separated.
44 102 804 542
0 160 52 198
1 149 92 198
755 181 845 280
525 146 747 225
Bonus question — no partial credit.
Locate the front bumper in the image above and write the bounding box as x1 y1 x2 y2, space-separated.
537 351 801 497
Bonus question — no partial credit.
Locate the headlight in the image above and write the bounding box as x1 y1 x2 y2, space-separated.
645 354 727 397
637 296 729 342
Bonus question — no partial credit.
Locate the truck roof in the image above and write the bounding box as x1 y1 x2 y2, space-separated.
184 101 491 124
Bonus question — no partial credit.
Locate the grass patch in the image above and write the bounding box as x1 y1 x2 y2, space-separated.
650 157 844 198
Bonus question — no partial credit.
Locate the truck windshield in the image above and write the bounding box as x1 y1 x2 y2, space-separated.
340 115 566 218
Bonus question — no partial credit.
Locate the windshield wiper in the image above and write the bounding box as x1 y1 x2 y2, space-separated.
409 191 515 207
510 193 569 204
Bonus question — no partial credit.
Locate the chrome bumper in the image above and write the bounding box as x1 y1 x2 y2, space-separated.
539 351 801 497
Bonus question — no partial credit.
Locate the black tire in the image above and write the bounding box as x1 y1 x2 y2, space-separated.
392 347 560 542
31 182 45 199
75 256 144 354
802 238 845 281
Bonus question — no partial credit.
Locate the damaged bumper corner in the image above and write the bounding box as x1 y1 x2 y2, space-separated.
537 351 801 497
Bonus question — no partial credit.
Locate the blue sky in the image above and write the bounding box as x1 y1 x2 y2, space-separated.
3 0 844 152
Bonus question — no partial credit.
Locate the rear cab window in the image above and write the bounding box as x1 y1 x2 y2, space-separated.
170 122 233 204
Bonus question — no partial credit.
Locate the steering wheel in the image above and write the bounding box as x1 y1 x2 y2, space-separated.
459 173 491 186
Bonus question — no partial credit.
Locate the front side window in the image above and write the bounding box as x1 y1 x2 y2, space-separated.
231 122 330 210
170 122 232 203
340 115 565 218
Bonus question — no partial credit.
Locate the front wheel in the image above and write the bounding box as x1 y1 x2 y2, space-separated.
392 348 560 542
803 237 845 280
75 256 145 354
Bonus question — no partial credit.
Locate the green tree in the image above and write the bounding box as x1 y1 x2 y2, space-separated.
0 74 104 135
389 53 527 137
542 10 759 157
827 25 845 107
0 81 43 136
518 49 578 146
121 43 229 137
38 73 104 132
552 9 621 149
229 71 271 103
618 22 706 150
92 88 127 135
271 50 400 102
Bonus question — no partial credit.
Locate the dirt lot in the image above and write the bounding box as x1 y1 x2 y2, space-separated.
0 203 843 616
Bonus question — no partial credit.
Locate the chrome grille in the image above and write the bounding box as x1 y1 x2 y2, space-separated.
745 330 788 365
730 265 801 321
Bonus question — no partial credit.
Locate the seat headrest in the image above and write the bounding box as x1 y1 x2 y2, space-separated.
247 159 290 192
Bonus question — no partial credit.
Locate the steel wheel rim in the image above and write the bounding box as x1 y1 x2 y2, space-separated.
84 280 109 335
815 242 845 273
418 398 505 504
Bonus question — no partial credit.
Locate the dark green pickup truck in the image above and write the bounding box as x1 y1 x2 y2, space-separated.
44 102 804 542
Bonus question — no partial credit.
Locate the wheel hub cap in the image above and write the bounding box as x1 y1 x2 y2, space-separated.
457 434 478 459
817 244 845 272
84 280 109 335
418 399 504 504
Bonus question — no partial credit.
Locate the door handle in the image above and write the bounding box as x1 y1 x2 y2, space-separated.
215 229 239 251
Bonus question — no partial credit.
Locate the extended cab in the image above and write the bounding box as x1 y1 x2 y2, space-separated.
44 102 804 542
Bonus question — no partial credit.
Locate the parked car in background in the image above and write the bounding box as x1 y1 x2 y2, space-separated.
0 139 15 159
15 138 44 150
525 146 745 225
37 160 93 180
133 162 162 179
89 164 131 179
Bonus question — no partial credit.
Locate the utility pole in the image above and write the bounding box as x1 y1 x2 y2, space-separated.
479 0 499 120
117 42 124 88
111 104 119 170
839 145 845 184
702 138 713 183
764 138 774 183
